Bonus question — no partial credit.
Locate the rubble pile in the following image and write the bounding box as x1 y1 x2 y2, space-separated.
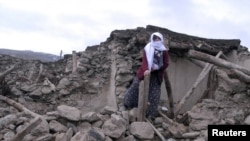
1 25 250 141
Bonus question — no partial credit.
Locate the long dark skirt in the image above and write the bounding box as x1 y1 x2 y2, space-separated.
123 72 161 118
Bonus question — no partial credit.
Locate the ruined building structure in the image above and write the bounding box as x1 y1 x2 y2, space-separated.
1 25 250 141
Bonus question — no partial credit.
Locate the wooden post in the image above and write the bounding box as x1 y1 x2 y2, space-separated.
164 70 174 118
137 74 150 121
137 80 145 121
174 51 222 117
72 51 77 73
60 50 63 59
144 74 150 116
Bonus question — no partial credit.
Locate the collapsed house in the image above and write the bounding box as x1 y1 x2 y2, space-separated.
1 25 250 141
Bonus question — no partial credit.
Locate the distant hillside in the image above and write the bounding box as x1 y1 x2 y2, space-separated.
0 48 60 62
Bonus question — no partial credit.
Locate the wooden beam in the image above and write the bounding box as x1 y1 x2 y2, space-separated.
228 69 250 83
186 58 205 68
0 64 18 82
174 51 222 117
137 80 145 121
158 110 174 125
143 74 150 118
137 74 150 121
10 117 42 141
0 95 41 117
146 118 167 141
187 50 250 75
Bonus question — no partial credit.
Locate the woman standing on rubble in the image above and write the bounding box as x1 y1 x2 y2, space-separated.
123 32 169 119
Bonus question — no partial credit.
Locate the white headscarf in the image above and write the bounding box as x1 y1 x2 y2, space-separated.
144 32 168 71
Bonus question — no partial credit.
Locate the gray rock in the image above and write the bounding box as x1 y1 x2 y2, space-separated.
129 122 154 140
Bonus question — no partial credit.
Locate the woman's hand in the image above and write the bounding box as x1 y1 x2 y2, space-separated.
144 70 150 76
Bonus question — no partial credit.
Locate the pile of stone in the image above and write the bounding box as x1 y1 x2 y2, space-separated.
1 25 250 141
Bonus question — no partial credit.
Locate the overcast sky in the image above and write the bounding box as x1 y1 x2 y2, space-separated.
1 0 250 56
